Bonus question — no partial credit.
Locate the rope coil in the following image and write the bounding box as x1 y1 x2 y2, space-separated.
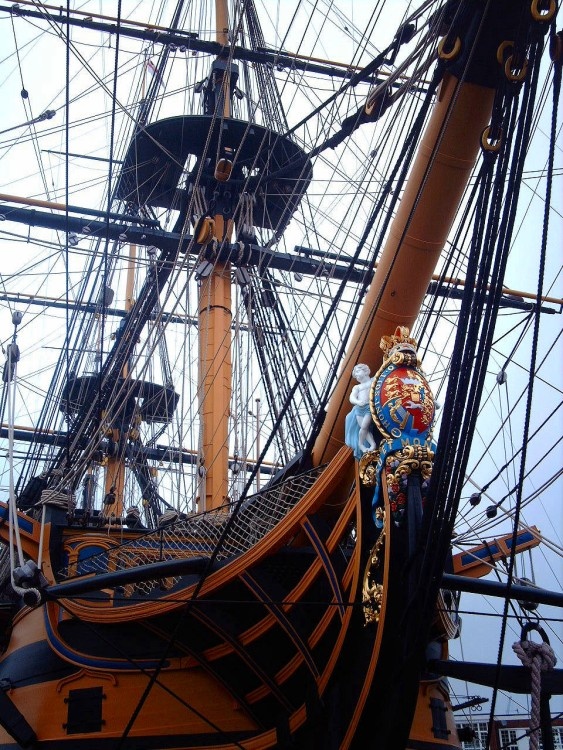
513 624 557 750
39 489 76 509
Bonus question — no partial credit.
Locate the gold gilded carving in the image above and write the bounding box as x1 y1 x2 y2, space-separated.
362 523 386 625
363 583 383 626
389 350 419 367
385 444 434 487
358 449 381 487
380 326 418 362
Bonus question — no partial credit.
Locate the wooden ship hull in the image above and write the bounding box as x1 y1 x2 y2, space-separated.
0 446 460 749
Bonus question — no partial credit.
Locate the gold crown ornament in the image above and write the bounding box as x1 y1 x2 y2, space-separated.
379 326 419 365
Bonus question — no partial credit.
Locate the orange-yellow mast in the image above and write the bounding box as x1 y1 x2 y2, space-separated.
215 0 229 55
311 72 496 467
198 0 233 510
102 242 137 518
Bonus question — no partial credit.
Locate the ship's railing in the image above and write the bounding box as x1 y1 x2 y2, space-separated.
60 465 325 587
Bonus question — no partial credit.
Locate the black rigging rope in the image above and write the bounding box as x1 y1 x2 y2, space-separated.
486 30 561 746
244 264 320 460
11 6 141 493
466 328 563 496
364 8 559 748
239 62 443 496
305 61 444 456
96 0 123 476
64 0 71 477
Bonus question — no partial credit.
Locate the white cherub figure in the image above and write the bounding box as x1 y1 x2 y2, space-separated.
345 363 377 458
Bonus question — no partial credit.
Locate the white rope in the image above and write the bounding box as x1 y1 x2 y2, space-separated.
39 488 75 508
6 341 25 571
193 185 207 220
37 504 47 576
4 326 42 607
238 192 255 239
512 637 557 750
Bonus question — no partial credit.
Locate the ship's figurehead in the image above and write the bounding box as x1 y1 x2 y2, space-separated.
344 363 378 459
346 327 436 527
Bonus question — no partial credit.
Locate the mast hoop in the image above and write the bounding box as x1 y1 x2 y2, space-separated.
530 0 557 22
437 36 461 61
496 40 515 65
505 54 529 81
481 125 503 152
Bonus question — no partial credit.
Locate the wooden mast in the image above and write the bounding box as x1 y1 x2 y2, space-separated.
197 0 233 510
311 72 496 467
102 242 137 519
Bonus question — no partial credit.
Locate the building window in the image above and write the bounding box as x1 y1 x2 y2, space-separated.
499 728 519 750
540 727 563 750
458 720 563 750
458 721 489 749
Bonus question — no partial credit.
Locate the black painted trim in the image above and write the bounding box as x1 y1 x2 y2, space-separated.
0 729 257 749
0 640 77 688
407 741 462 750
0 690 36 747
46 556 214 598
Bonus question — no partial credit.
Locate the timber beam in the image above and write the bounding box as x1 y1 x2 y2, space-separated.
441 573 563 608
429 659 563 695
0 2 385 84
0 204 559 314
0 427 277 474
